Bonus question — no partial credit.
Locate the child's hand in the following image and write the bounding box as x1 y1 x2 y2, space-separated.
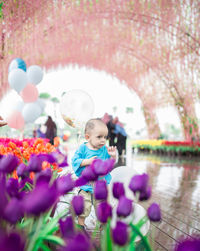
0 116 7 127
81 156 97 166
88 156 97 164
107 146 117 159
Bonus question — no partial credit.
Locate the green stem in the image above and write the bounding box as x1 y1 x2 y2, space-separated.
27 214 43 251
135 215 148 229
130 223 152 251
106 219 112 251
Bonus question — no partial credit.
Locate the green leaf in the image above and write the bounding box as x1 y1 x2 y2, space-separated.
40 243 52 251
39 93 51 99
42 235 65 246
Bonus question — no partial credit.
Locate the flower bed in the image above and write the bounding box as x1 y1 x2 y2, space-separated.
132 140 200 157
0 137 198 250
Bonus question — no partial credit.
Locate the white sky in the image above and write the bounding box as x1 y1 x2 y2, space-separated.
1 65 199 138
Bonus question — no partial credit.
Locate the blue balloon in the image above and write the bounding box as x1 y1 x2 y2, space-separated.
9 58 27 72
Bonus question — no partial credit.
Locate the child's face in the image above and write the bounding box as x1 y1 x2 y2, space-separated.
86 124 108 150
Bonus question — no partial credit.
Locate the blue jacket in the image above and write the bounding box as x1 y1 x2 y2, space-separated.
71 143 112 193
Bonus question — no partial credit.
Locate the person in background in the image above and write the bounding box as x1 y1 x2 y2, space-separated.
0 116 7 127
107 116 118 146
115 121 127 158
71 118 116 229
44 116 57 145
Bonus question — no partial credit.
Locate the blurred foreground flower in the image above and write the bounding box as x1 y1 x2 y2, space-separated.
175 237 200 251
147 203 161 222
112 182 125 199
72 195 84 216
112 221 128 246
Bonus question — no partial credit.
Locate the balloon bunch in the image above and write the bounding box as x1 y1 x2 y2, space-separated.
7 58 45 130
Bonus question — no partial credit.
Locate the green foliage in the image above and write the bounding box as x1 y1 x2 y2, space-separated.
39 93 51 99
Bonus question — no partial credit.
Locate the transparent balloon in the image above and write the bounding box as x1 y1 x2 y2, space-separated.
60 89 94 129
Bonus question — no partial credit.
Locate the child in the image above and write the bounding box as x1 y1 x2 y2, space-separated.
72 118 116 229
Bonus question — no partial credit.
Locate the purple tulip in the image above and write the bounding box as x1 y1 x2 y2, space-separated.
51 151 68 167
4 198 24 224
175 237 200 251
74 177 88 187
96 201 112 223
112 182 125 199
22 181 58 215
61 233 91 251
139 186 152 201
59 216 74 238
112 221 128 246
129 173 149 193
147 203 161 222
72 196 84 216
35 168 52 185
94 180 108 200
17 163 29 178
81 165 98 181
56 174 75 195
0 175 8 217
27 154 43 172
0 232 25 251
0 154 19 173
92 159 115 176
116 196 133 217
6 178 19 197
37 153 57 163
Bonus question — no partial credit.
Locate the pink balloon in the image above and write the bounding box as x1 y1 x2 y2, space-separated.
7 111 25 130
20 83 39 103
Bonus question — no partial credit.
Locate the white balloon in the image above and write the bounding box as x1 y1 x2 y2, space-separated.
27 65 43 85
15 100 24 112
8 69 28 93
22 102 42 123
35 98 45 113
60 89 94 129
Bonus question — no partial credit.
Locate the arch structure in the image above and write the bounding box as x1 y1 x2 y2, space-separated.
0 0 199 140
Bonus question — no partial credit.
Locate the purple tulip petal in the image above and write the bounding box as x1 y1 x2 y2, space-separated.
112 182 125 199
17 163 29 178
59 216 74 238
96 201 112 223
81 165 98 181
0 232 25 251
75 177 88 187
0 154 19 173
129 173 149 193
147 203 161 222
0 174 8 217
72 195 84 216
175 237 200 251
56 174 75 195
35 168 52 185
61 233 91 251
112 221 128 246
6 178 19 197
116 196 133 217
94 180 108 200
22 181 58 215
139 186 152 201
27 154 43 172
4 198 24 224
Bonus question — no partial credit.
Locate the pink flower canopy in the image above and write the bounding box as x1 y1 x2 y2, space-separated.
0 0 199 140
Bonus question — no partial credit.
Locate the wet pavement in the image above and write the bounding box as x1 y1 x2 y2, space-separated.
116 149 200 250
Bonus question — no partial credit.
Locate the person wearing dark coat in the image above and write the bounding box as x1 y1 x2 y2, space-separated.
45 116 57 145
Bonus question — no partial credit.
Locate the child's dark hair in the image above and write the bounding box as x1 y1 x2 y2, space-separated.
85 118 107 134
